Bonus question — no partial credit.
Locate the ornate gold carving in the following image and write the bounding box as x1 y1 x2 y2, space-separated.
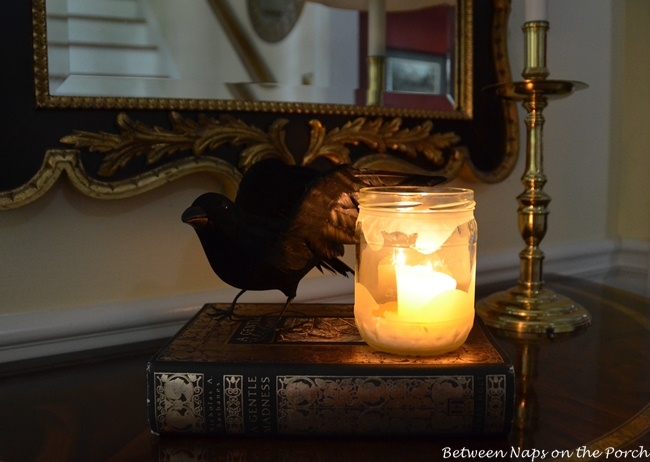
1 114 460 210
60 113 461 177
60 112 295 177
303 118 460 169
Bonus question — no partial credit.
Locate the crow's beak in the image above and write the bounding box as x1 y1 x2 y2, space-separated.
182 206 208 229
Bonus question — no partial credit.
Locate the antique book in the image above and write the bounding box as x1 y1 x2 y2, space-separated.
147 303 515 437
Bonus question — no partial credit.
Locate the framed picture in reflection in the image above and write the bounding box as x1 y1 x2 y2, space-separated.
386 50 447 95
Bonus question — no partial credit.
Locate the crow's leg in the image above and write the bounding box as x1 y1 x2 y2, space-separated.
267 297 295 342
218 289 248 317
229 289 247 314
210 289 247 319
276 296 295 324
259 296 295 343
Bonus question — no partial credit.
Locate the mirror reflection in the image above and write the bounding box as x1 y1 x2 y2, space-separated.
45 0 458 110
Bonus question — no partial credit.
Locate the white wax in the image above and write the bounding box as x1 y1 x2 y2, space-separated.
354 282 475 356
367 0 386 57
524 0 547 22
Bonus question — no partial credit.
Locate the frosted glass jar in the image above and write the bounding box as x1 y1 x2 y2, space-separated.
354 187 477 355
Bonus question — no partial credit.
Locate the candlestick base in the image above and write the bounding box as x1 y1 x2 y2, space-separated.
476 286 591 339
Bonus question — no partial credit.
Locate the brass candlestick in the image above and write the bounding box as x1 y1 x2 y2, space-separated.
366 55 385 106
476 21 591 337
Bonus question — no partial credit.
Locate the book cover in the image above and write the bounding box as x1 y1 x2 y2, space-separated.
147 303 515 437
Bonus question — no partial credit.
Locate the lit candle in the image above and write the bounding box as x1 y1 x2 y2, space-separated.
524 0 547 22
353 187 477 356
367 0 386 57
354 274 474 356
393 251 457 321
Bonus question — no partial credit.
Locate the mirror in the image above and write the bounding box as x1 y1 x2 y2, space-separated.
2 0 518 210
37 0 466 116
43 0 458 112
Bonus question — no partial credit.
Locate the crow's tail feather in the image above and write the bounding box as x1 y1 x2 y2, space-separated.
316 258 354 277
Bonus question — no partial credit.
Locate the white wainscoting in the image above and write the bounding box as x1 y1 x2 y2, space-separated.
2 238 647 364
603 238 650 297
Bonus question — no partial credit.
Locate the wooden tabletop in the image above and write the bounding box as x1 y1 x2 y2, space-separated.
1 275 648 461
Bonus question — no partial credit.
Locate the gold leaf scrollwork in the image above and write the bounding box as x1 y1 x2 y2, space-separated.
60 112 295 177
61 113 460 178
302 118 461 167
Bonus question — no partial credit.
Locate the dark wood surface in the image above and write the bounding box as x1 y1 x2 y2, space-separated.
1 275 649 461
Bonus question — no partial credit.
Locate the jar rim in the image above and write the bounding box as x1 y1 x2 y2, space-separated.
358 186 475 212
360 186 472 195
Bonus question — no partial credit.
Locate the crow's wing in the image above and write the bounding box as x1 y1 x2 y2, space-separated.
281 166 358 261
235 158 320 219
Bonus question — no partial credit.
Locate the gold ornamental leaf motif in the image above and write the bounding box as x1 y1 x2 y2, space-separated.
164 113 294 167
237 118 296 171
60 113 460 179
302 117 460 167
58 130 122 154
61 112 294 177
61 113 196 176
119 113 197 165
303 118 385 166
384 120 461 164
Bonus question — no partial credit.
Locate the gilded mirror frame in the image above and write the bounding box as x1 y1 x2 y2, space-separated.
33 0 472 118
0 0 517 210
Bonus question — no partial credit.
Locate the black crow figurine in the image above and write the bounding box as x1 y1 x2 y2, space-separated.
182 158 445 328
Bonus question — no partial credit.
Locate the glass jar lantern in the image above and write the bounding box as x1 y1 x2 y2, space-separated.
354 187 477 356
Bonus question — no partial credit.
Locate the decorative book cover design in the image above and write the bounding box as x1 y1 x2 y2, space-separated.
147 303 515 437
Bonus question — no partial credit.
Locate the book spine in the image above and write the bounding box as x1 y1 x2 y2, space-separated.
147 362 514 437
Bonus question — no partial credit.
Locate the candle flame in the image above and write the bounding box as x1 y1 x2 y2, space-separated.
392 249 457 321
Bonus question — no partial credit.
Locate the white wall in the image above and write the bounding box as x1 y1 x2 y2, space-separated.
0 1 624 360
611 0 650 241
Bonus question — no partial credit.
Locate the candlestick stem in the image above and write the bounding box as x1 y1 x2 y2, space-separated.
517 92 548 295
367 55 386 106
476 21 591 338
